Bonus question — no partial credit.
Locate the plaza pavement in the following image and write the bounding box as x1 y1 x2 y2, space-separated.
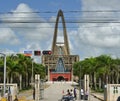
18 81 103 101
40 81 79 101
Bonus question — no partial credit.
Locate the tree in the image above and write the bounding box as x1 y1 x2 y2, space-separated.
6 55 19 83
0 57 4 82
96 55 113 84
73 54 120 90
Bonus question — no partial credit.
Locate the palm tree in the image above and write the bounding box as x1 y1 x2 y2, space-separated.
6 55 19 83
0 57 4 82
86 58 97 89
73 55 120 91
15 54 27 89
73 62 81 77
0 53 47 91
34 63 46 79
24 56 33 87
113 58 120 84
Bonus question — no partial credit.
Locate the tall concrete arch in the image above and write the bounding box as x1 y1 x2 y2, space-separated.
42 10 79 81
52 9 70 55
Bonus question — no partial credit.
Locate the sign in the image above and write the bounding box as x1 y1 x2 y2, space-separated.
24 51 32 56
42 50 52 55
107 84 120 101
34 50 41 56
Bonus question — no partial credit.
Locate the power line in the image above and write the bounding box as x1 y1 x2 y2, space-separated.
64 10 120 13
1 16 120 20
1 19 120 23
1 10 120 14
1 10 120 23
1 24 120 29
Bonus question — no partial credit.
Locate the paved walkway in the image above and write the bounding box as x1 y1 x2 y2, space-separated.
18 81 103 101
41 81 79 101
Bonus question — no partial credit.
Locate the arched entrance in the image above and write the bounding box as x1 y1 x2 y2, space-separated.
57 76 65 81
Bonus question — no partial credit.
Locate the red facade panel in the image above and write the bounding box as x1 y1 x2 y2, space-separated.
50 71 71 81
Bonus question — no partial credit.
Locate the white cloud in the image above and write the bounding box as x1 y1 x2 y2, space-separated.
0 28 20 45
49 16 56 23
72 0 120 59
0 3 54 50
82 0 120 10
19 42 42 53
1 2 120 60
78 24 120 48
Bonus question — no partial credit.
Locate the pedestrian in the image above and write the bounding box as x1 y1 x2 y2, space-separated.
62 89 70 101
81 88 84 100
73 88 77 100
85 90 88 100
33 87 35 100
70 89 73 96
66 89 70 96
62 90 64 95
8 93 12 101
5 91 8 99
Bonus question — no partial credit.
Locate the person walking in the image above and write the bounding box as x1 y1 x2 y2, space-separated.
73 88 77 100
33 87 35 100
81 88 84 100
85 90 88 100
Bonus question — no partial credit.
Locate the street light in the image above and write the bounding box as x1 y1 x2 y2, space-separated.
79 65 81 100
0 53 6 97
31 58 34 87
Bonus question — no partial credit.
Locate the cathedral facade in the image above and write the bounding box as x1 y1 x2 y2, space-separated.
42 10 79 81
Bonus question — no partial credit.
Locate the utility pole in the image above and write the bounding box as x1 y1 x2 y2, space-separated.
79 65 81 100
31 59 34 87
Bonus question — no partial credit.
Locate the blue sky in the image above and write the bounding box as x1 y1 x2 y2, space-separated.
0 0 120 62
0 0 81 12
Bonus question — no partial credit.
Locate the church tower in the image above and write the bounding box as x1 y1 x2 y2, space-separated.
52 9 70 55
42 10 79 81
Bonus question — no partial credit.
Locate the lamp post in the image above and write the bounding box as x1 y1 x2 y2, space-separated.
79 65 81 100
0 53 6 97
31 59 34 87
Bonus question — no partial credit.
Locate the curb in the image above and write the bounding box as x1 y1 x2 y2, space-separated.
91 93 104 101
